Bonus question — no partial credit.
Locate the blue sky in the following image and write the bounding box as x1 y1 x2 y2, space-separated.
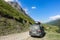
5 0 60 23
18 0 60 23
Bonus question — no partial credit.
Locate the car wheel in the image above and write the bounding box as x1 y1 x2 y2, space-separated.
40 32 46 38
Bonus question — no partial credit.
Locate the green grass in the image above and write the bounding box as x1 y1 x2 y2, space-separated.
0 0 35 36
47 19 60 33
42 24 60 40
45 32 60 40
42 24 58 32
0 17 22 36
0 0 35 24
0 17 30 36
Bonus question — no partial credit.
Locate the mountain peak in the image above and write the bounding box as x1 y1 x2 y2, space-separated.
4 0 15 2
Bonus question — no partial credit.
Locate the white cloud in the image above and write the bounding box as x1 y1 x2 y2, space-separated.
49 15 60 20
4 0 15 2
43 15 60 23
32 6 36 9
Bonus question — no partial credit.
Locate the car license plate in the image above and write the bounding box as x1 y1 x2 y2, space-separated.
33 32 36 33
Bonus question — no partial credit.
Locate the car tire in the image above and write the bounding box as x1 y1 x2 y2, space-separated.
40 32 46 38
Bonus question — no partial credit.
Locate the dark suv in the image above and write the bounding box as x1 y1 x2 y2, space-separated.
29 24 46 37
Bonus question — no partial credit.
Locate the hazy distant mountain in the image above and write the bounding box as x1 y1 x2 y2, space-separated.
47 19 60 27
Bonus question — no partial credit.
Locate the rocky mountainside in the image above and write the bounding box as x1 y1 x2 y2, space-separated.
0 0 35 36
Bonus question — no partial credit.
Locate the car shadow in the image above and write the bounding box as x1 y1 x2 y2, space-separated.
31 33 46 38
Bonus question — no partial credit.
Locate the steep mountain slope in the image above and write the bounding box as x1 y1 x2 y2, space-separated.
0 0 35 36
0 0 35 24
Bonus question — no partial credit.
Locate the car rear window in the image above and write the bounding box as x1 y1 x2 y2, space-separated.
30 24 40 30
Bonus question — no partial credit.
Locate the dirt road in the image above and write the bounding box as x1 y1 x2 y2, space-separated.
0 31 46 40
0 31 60 40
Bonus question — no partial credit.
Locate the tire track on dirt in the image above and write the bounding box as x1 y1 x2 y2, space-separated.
0 31 47 40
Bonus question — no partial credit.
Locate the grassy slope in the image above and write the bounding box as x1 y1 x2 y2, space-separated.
42 24 60 40
42 20 60 40
45 32 60 40
0 0 35 36
42 24 58 32
0 0 35 24
47 19 60 33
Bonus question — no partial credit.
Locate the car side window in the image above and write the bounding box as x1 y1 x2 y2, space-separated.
39 25 44 31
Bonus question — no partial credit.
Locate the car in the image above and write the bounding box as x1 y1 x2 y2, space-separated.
29 24 46 37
